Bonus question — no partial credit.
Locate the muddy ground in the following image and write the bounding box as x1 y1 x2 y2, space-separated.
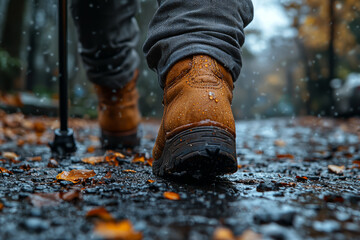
0 113 359 240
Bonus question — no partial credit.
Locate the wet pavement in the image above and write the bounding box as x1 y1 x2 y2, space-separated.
0 113 359 240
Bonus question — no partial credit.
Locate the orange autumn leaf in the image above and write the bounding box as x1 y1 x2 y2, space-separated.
328 165 345 175
274 139 286 147
56 169 96 183
27 156 42 162
163 192 180 201
147 179 155 183
0 202 3 211
352 160 360 169
0 167 13 174
94 220 142 240
105 150 125 166
276 154 294 159
123 169 136 173
87 146 96 153
86 207 115 222
237 230 263 240
104 171 112 179
2 152 19 160
29 190 81 207
212 227 235 240
132 155 145 163
296 176 308 182
146 158 154 167
17 139 25 147
82 156 105 165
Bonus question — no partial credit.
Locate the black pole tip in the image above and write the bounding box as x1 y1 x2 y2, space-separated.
49 128 77 155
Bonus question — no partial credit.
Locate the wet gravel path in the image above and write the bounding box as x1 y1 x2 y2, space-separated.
0 115 359 240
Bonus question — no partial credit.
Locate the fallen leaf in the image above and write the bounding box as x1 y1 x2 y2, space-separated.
47 159 59 168
27 156 42 162
278 182 296 188
56 169 96 183
147 180 155 183
33 121 46 133
105 151 125 166
87 146 96 153
328 165 345 175
82 156 105 165
61 189 81 201
29 190 81 207
0 167 13 174
132 155 145 163
237 229 262 240
323 195 344 203
17 139 25 147
213 227 235 240
122 169 136 173
0 202 3 211
276 154 294 159
274 139 286 147
104 171 112 179
352 160 360 169
2 152 19 160
296 176 308 182
94 220 142 240
163 192 180 201
86 207 114 222
20 164 31 171
146 158 154 167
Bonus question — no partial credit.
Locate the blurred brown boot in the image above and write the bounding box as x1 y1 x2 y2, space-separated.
95 70 141 149
153 55 237 176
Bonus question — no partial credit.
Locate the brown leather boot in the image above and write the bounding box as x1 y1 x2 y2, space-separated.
95 70 141 149
153 55 237 176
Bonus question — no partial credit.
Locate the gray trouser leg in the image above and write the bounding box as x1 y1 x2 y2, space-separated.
143 0 254 88
71 0 139 89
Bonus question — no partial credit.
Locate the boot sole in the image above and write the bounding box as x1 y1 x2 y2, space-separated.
153 126 237 177
101 128 140 149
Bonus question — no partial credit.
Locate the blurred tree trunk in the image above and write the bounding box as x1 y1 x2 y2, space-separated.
1 0 27 58
1 0 27 91
25 0 39 91
327 0 336 115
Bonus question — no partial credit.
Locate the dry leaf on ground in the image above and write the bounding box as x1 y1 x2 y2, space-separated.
86 207 115 222
212 227 235 240
0 202 3 211
27 156 42 162
237 230 262 240
29 190 81 207
56 169 96 183
328 165 345 174
94 220 142 240
146 158 154 167
82 156 105 165
274 139 286 147
2 152 19 160
163 192 180 201
132 155 145 163
105 151 125 166
123 169 136 173
276 154 294 159
0 167 13 174
87 146 96 153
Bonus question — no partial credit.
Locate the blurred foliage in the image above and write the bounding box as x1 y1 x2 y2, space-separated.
0 0 359 118
280 0 360 115
0 49 22 91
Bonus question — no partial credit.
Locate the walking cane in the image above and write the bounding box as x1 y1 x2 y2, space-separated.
50 0 76 155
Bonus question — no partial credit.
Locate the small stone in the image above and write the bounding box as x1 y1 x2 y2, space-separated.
22 218 49 232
